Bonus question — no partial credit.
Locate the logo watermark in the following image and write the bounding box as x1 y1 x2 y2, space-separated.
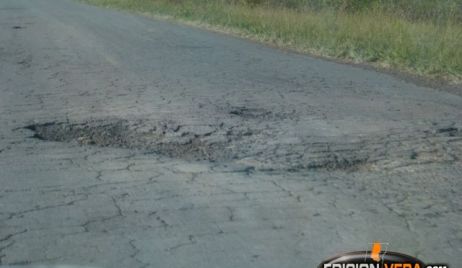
318 242 448 268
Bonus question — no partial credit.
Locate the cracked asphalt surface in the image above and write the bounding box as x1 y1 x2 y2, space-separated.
1 0 461 267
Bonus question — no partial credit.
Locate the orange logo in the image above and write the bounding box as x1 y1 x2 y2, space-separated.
371 241 382 262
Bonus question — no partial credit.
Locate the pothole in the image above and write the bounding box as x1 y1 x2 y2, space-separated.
227 106 297 121
24 119 462 172
24 119 256 162
229 107 271 118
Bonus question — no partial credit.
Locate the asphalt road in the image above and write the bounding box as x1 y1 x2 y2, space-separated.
1 0 461 267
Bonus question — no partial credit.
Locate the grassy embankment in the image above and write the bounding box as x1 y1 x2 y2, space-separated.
81 0 462 83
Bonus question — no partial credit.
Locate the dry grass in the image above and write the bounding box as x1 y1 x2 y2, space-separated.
81 0 462 82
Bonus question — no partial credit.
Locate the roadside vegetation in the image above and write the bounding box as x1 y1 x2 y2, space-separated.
81 0 462 82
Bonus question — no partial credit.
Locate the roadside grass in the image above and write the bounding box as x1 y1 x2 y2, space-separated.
80 0 462 83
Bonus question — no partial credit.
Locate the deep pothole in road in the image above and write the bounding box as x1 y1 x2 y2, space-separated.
24 119 461 171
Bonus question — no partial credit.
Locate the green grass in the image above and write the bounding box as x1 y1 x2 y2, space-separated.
81 0 462 82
